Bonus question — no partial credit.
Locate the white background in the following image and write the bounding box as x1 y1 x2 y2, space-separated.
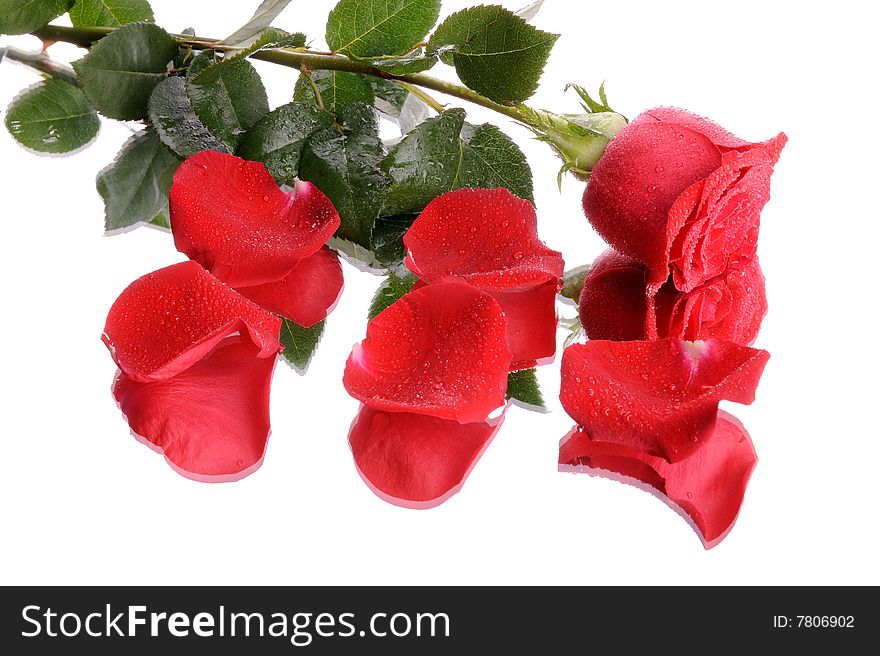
1 0 877 585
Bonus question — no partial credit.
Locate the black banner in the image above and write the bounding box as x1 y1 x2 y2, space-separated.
0 586 872 653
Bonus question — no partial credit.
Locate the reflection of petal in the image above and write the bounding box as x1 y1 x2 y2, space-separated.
170 151 340 287
349 406 504 509
114 336 278 481
344 280 511 423
559 338 768 462
236 247 344 328
559 411 758 549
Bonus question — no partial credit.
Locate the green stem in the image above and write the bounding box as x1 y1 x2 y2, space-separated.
1 45 79 85
393 81 445 114
30 24 530 126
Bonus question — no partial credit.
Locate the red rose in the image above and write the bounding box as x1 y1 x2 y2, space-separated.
559 338 768 462
404 188 564 370
579 248 767 345
583 107 786 293
343 280 511 507
103 262 282 481
104 152 346 480
170 151 344 327
558 338 768 546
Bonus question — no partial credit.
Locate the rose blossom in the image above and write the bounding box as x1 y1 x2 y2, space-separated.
583 107 786 293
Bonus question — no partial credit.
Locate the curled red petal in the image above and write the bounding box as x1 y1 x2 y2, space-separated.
559 338 769 462
578 249 649 341
559 411 758 548
235 247 344 328
169 151 340 287
665 140 785 292
114 335 278 481
102 261 281 383
343 279 511 423
349 406 502 508
492 279 559 366
404 188 564 290
655 257 767 345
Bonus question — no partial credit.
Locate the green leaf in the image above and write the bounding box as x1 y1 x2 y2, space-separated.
221 0 294 46
327 237 386 271
429 5 558 103
326 0 440 58
185 51 269 151
147 75 229 158
369 77 408 116
238 101 335 182
190 29 305 85
563 321 583 349
97 127 180 231
372 214 417 268
459 122 534 202
5 79 100 154
68 0 154 27
0 0 69 35
72 22 179 120
381 108 464 215
293 69 374 118
506 368 546 409
279 318 325 372
298 104 389 246
560 264 591 303
368 271 418 321
381 109 533 215
149 203 170 229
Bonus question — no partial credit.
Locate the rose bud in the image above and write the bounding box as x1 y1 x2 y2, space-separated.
583 108 786 292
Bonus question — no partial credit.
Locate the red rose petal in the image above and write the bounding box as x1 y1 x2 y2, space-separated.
114 335 277 481
343 279 511 423
578 249 649 341
583 119 722 283
559 410 758 548
102 261 281 383
559 338 768 462
639 107 786 163
655 257 767 345
492 279 559 366
579 249 768 345
404 188 564 290
635 107 753 151
235 246 344 328
349 406 503 508
665 144 783 292
169 151 340 287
